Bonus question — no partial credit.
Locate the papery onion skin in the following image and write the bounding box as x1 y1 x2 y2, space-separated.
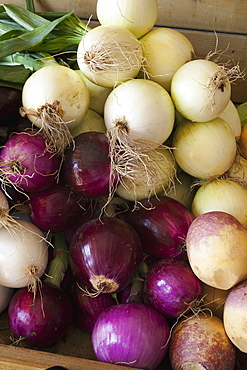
28 181 86 233
62 131 118 198
145 258 202 318
169 313 236 370
92 303 170 370
0 131 61 192
191 179 247 229
0 219 48 289
128 196 195 259
172 117 237 180
223 279 247 353
69 217 143 294
171 59 231 122
8 282 73 348
186 211 247 290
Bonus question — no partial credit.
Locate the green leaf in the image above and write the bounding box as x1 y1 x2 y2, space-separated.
3 3 49 30
0 11 73 59
237 102 247 128
0 64 31 84
0 29 25 41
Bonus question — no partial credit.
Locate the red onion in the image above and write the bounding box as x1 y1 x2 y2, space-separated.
8 282 73 348
71 282 116 332
128 195 195 259
145 258 202 318
28 181 86 233
62 131 119 198
69 217 143 294
0 131 61 193
92 303 170 369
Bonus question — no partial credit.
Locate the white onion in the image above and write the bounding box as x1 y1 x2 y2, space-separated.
104 78 175 146
191 179 247 228
96 0 158 38
171 59 231 122
116 146 176 201
140 27 194 91
21 63 90 155
76 70 112 115
70 109 106 138
77 25 143 88
172 117 237 179
219 100 242 137
0 219 49 289
167 171 196 210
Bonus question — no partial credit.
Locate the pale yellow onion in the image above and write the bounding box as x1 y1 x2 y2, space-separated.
22 64 90 130
140 27 194 92
219 100 242 137
104 78 175 146
201 282 230 320
191 179 247 228
70 109 106 138
172 117 237 179
77 25 143 88
228 154 247 181
116 146 176 201
96 0 158 38
171 59 231 122
167 171 196 210
76 70 112 116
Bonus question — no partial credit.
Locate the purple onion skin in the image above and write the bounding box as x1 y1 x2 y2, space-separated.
29 181 86 233
71 282 116 332
92 303 170 370
8 283 73 348
69 217 143 294
0 131 61 192
62 131 119 198
145 258 202 318
128 196 195 259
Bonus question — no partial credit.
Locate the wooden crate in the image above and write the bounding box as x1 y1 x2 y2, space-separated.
0 1 247 369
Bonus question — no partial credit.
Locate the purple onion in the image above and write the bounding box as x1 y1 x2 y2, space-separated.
128 195 195 259
0 131 61 192
92 303 170 369
71 282 116 332
69 217 143 294
28 181 86 233
145 258 202 318
62 131 119 198
8 282 73 348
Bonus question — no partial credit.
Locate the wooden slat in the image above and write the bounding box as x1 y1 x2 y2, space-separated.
12 0 247 34
0 344 136 370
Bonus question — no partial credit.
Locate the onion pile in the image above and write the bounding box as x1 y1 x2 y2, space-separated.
0 0 247 369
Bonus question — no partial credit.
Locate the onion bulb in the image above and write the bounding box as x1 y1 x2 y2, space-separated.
171 59 233 122
172 117 237 179
186 211 247 290
0 219 48 290
219 100 242 137
201 282 230 319
69 109 106 138
116 146 176 202
96 0 158 38
191 178 247 228
21 62 90 155
77 25 143 88
140 27 195 91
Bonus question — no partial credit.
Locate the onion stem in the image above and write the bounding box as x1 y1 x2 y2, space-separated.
44 234 69 289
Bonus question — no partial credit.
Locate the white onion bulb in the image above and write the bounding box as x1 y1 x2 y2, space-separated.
219 99 242 137
0 219 49 289
140 27 195 91
96 0 158 38
77 25 143 88
171 59 231 122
